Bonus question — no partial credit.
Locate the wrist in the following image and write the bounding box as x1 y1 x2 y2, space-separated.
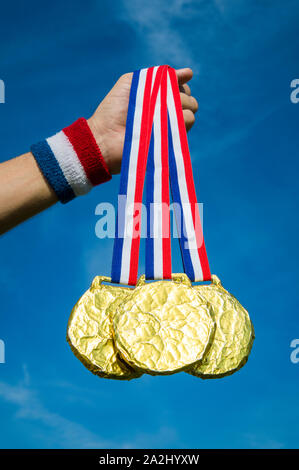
87 116 112 174
30 118 112 204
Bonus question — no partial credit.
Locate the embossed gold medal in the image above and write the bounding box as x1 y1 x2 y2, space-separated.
68 65 254 379
187 275 255 378
112 275 215 374
67 276 141 379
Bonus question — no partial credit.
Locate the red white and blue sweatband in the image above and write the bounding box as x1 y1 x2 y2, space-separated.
30 118 112 203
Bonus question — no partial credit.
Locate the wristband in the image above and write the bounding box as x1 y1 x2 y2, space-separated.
31 118 112 204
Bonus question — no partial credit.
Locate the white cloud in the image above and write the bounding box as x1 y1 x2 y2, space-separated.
0 373 111 448
122 425 178 449
243 432 284 449
0 368 178 448
119 0 197 69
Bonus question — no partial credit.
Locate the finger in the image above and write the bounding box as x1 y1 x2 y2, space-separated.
180 93 199 113
179 83 192 96
176 68 193 86
183 109 195 131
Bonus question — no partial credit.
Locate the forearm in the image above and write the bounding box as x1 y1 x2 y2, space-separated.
0 116 113 235
0 152 58 234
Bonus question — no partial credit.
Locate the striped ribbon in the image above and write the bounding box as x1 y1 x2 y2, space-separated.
167 67 211 282
111 65 211 285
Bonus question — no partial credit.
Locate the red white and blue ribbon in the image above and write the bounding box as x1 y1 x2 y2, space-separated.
167 67 211 282
111 66 165 285
111 65 211 285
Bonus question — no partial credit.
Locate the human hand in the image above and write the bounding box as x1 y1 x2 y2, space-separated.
88 68 199 175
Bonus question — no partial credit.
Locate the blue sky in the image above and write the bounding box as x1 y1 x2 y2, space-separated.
0 0 299 449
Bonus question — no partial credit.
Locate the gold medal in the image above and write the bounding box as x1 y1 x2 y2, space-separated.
112 274 215 375
67 276 142 380
187 275 254 379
